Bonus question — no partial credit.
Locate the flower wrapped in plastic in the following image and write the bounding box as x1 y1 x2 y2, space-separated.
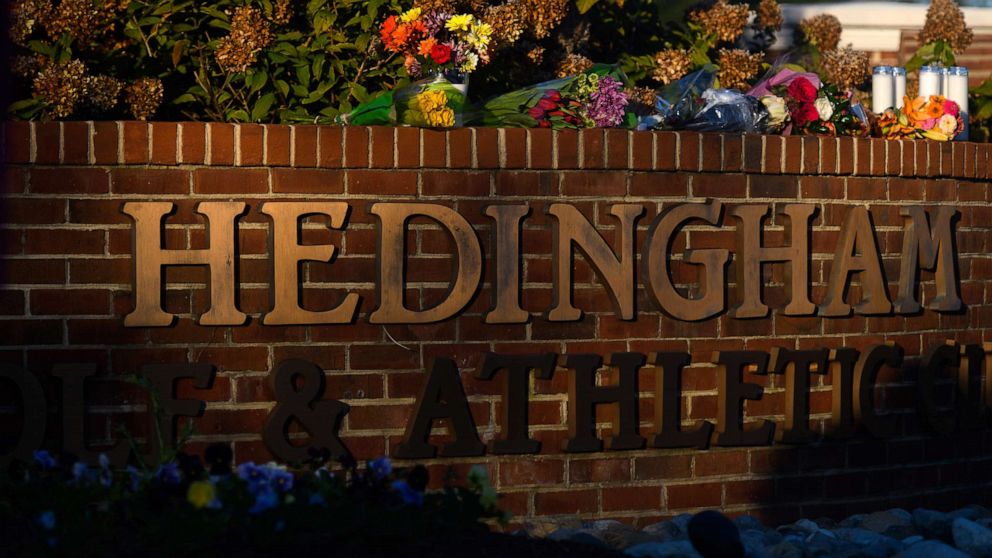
638 68 770 134
465 64 636 129
337 71 469 128
878 95 964 141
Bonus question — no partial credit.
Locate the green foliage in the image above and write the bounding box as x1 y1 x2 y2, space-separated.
905 39 956 73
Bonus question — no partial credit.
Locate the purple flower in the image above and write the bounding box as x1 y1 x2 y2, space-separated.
71 462 90 484
237 462 264 484
422 11 450 35
391 480 424 507
586 76 628 128
33 450 56 470
369 456 392 480
269 468 294 492
155 462 181 485
450 41 468 66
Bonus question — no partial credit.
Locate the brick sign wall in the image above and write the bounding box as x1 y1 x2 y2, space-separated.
2 121 992 528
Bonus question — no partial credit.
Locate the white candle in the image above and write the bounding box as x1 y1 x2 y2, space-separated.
947 66 969 141
872 66 895 113
919 64 943 98
894 67 907 108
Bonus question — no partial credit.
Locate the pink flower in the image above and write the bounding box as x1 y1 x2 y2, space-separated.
528 106 545 119
748 68 822 98
920 118 937 131
537 97 558 111
943 99 960 117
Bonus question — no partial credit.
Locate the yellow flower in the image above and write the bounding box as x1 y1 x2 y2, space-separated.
445 14 474 33
418 89 448 113
426 107 455 128
399 7 421 23
459 51 479 73
187 481 216 509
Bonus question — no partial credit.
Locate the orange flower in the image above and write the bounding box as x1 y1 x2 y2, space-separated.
418 37 437 56
925 95 945 119
902 95 928 124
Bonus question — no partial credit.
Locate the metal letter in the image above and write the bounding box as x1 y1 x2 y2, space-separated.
563 353 646 452
894 206 962 313
649 352 713 449
769 348 828 444
483 204 530 324
52 364 129 466
820 206 892 316
713 351 775 446
0 365 46 467
918 341 957 436
853 343 903 438
263 359 350 462
476 352 556 454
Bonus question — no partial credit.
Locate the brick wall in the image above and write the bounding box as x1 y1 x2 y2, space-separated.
2 121 992 528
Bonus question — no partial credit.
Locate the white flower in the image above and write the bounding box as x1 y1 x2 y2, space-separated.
460 51 479 73
760 95 789 131
814 96 834 121
938 113 958 135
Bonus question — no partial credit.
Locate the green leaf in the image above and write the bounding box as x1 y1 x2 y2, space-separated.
249 71 269 93
251 93 277 121
575 0 598 14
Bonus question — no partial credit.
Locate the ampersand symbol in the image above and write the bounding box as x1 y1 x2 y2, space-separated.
263 359 350 463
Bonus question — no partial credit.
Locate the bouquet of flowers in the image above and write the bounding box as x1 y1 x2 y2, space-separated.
877 95 964 141
757 76 868 136
338 8 492 128
466 65 636 129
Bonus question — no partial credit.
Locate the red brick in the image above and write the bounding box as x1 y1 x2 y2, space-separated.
581 129 605 169
370 126 395 168
150 122 178 165
504 128 527 168
343 126 370 168
535 489 598 515
750 175 797 198
500 459 564 486
422 129 447 168
447 128 473 168
271 168 343 194
24 229 104 255
112 168 188 194
634 454 693 480
0 259 66 285
62 121 89 164
656 132 677 171
604 485 661 511
556 129 579 169
350 344 420 370
265 124 291 166
494 171 555 196
2 198 65 224
2 121 31 163
630 172 687 197
34 122 59 164
396 127 420 169
475 127 499 168
678 132 700 171
318 126 343 168
208 123 236 165
30 289 109 315
179 122 205 164
422 171 488 197
122 121 150 164
569 458 630 483
0 319 62 345
193 168 267 194
293 125 318 167
819 137 838 174
694 450 747 476
693 174 747 198
784 136 802 174
838 136 855 175
802 136 819 174
33 168 109 194
238 124 264 166
765 135 783 174
561 171 625 196
348 169 416 195
530 128 553 169
743 134 763 173
666 482 722 509
606 129 629 169
723 134 743 172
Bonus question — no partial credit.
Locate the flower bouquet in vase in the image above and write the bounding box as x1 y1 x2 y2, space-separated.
877 96 964 141
338 9 490 128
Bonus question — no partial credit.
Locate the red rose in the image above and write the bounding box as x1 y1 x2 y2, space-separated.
430 44 451 65
537 97 558 111
786 77 817 103
792 102 820 127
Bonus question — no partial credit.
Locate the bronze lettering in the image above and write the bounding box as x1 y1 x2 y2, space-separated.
649 352 713 449
123 201 247 327
853 343 903 438
769 348 828 444
263 359 350 462
820 205 892 316
643 201 729 321
894 207 962 313
713 351 775 446
918 341 957 436
144 363 215 463
260 202 359 325
563 353 646 452
730 204 816 318
51 364 129 466
369 203 482 324
476 352 556 454
483 204 530 324
546 204 644 321
394 358 485 458
827 348 860 439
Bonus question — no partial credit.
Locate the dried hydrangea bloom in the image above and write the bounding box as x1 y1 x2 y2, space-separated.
32 59 87 119
800 14 842 51
482 2 526 45
527 46 545 65
820 47 870 90
271 0 292 25
11 54 46 80
757 0 783 32
215 6 273 73
717 48 762 90
85 74 125 112
690 0 750 43
125 77 164 120
520 0 568 40
625 86 658 116
921 0 973 53
556 53 593 78
9 0 51 47
652 49 692 85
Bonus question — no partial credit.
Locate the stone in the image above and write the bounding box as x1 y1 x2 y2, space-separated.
592 519 634 532
840 514 865 528
524 516 583 538
734 515 767 533
951 517 992 556
951 505 992 521
901 536 924 546
740 530 772 558
671 514 694 534
603 529 661 551
765 540 804 558
778 519 820 535
548 527 608 548
625 540 702 558
642 521 687 541
896 540 970 558
687 510 744 558
860 509 912 533
913 508 953 540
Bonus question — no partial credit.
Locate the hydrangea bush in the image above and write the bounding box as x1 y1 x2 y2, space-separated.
0 448 505 556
